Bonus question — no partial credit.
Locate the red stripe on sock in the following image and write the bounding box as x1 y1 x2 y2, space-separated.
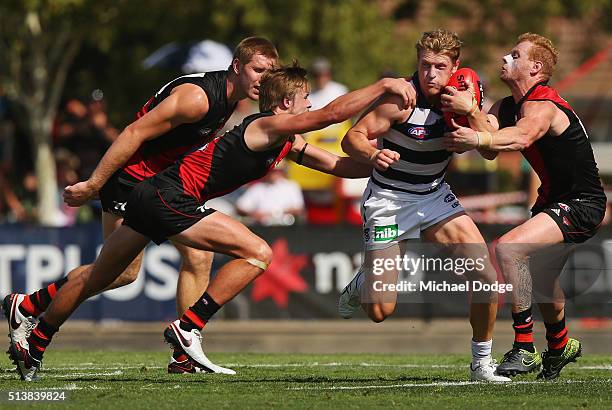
47 283 58 298
183 309 206 330
548 328 568 340
548 328 568 350
514 322 533 329
20 297 40 317
515 333 534 343
172 347 188 362
549 336 568 350
31 344 45 352
32 328 49 341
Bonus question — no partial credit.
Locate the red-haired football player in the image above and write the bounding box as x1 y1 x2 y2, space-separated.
444 33 605 379
339 29 509 382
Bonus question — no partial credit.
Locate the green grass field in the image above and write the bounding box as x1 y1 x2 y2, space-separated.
1 352 611 408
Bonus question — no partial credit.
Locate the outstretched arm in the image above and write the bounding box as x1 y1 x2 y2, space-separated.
443 101 556 153
287 134 372 178
63 84 210 206
259 78 415 140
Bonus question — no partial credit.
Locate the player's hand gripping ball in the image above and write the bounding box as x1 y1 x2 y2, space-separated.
443 68 484 128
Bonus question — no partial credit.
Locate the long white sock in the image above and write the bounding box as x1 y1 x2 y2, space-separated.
471 339 492 368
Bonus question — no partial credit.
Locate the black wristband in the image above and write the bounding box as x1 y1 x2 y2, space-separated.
296 143 308 165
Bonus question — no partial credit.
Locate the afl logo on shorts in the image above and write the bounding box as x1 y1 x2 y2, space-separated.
408 126 427 139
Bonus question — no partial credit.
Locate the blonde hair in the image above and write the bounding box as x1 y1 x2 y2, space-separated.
517 33 558 79
233 36 279 65
259 61 309 112
416 29 462 62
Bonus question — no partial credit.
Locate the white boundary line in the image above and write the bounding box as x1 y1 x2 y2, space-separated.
2 363 612 371
289 379 612 391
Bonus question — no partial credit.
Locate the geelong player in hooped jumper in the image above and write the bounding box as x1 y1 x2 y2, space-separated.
444 33 606 379
2 37 279 374
9 64 417 381
338 29 510 382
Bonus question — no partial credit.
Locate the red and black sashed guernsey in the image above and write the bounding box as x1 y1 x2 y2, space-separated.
154 111 292 203
122 111 292 244
120 71 237 184
497 82 606 212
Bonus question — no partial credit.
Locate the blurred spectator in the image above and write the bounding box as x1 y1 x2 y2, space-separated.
54 148 82 226
0 88 15 173
307 57 349 110
10 172 39 223
237 163 305 226
54 91 117 180
88 89 119 143
0 172 27 223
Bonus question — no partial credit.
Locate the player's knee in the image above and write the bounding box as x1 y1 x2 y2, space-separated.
249 240 273 268
469 263 497 285
495 240 524 271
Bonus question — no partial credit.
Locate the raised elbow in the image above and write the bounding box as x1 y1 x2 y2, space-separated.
122 124 145 144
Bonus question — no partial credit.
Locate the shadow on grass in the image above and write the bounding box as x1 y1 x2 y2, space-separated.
52 374 453 384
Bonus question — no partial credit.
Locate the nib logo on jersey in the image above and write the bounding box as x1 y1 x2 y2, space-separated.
373 224 399 242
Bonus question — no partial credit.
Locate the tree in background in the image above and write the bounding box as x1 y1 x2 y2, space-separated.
0 0 119 225
1 0 610 225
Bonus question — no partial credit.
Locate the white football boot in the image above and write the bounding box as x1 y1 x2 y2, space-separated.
164 320 236 375
470 357 512 382
3 294 37 345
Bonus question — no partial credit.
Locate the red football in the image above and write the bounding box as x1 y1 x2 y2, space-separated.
443 68 484 129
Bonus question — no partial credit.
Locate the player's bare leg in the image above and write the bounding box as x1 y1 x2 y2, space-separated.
3 212 143 348
362 243 404 322
46 226 151 327
163 212 271 374
338 242 403 322
9 226 150 381
173 243 213 315
171 214 271 303
423 213 508 382
495 213 579 378
167 242 214 373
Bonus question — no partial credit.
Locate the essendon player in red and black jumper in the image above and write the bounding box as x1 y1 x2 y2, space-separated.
444 33 604 380
5 38 279 377
123 111 292 244
99 71 237 216
496 82 606 242
10 64 416 380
